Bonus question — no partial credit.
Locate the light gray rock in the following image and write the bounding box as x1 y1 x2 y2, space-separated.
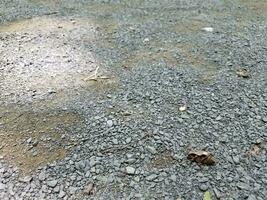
199 177 209 183
146 174 158 181
199 184 209 191
126 166 136 175
232 156 240 164
126 137 132 143
236 182 250 190
58 190 66 198
69 186 77 194
170 175 177 182
247 194 257 200
112 138 118 144
75 160 86 171
32 151 38 156
213 188 222 199
47 180 58 188
19 176 32 183
54 186 60 193
146 146 157 154
0 183 5 190
38 172 46 181
27 138 32 144
107 120 113 127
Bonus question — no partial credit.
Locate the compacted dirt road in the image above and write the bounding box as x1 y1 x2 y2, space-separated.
0 0 266 199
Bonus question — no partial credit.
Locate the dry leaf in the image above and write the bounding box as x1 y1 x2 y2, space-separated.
236 68 250 78
248 140 267 156
179 106 187 112
83 183 94 195
249 144 261 155
187 150 216 165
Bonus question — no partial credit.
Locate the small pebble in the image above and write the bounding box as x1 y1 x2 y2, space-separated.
199 184 209 191
47 180 58 188
126 166 136 175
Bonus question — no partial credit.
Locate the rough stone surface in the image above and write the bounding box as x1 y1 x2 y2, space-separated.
47 180 58 188
126 166 136 175
0 0 266 200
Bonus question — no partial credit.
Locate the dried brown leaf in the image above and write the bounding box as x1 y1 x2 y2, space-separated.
248 140 267 156
250 144 261 155
187 150 216 165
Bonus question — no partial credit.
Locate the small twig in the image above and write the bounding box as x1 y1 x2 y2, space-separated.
94 66 99 78
85 76 110 81
84 66 111 81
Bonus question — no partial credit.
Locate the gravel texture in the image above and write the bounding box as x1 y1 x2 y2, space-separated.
0 0 267 200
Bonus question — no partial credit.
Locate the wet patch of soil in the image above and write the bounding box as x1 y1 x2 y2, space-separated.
0 106 84 175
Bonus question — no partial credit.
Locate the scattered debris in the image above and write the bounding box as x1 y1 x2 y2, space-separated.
236 68 250 78
203 191 212 200
249 144 261 155
143 38 150 43
187 150 216 165
178 105 187 112
248 140 267 156
83 183 94 195
84 66 99 81
202 27 214 32
83 66 111 81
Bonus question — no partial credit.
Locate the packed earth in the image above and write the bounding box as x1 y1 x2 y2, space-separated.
0 0 266 199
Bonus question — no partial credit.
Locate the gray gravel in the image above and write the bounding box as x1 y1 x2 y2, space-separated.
0 0 267 200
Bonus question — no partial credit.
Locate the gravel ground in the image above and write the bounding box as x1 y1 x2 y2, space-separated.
0 0 267 200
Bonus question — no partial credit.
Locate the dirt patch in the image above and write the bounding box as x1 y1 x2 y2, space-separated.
83 78 119 91
149 151 176 169
120 47 179 69
172 20 208 33
0 107 84 175
119 37 216 73
0 16 98 39
240 0 267 13
0 16 102 103
198 71 216 85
